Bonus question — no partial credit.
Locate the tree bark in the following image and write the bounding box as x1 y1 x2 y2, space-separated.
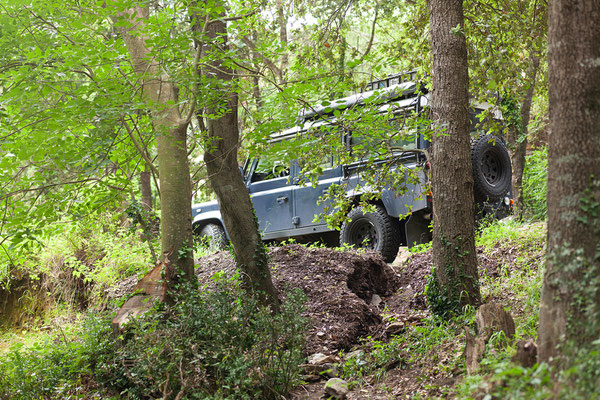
140 166 153 213
111 5 195 284
194 5 280 311
538 0 600 363
510 55 540 219
427 0 480 315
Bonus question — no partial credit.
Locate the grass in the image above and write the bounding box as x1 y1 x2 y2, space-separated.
5 216 593 399
336 218 548 399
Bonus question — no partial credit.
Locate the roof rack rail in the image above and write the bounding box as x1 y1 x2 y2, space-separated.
363 70 419 92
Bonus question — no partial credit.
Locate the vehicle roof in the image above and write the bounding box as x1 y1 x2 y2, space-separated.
269 83 421 143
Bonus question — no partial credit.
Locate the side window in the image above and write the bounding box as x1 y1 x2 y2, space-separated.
250 140 291 182
350 110 418 159
294 126 340 175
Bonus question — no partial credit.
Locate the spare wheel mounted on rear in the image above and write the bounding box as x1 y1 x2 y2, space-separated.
471 135 512 202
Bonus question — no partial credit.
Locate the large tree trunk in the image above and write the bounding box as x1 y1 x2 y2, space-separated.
510 55 540 219
427 0 480 316
538 1 600 363
112 5 195 283
194 5 279 311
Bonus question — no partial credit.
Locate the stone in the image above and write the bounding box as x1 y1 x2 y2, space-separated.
321 363 338 378
308 353 336 365
386 321 405 336
324 378 349 399
370 294 382 307
344 350 364 360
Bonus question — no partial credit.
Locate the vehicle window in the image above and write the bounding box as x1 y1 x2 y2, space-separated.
251 141 291 182
350 111 418 159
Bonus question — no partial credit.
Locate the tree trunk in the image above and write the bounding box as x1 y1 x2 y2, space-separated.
427 0 480 316
140 166 153 212
510 55 540 219
194 5 280 311
538 0 600 363
275 0 289 79
112 5 195 284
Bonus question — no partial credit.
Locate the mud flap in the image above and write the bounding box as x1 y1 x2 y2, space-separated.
405 212 432 248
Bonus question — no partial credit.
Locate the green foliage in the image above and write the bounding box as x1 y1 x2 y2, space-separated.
425 269 461 320
98 277 308 399
476 218 545 250
522 147 548 221
340 316 463 388
0 278 308 399
0 214 152 323
0 313 114 399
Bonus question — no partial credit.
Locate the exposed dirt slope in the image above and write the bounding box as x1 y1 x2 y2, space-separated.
196 244 400 354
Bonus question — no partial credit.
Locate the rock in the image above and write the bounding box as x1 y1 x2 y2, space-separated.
370 294 382 307
391 247 411 267
344 350 364 360
386 321 405 336
308 353 336 365
321 363 338 378
512 339 538 368
304 374 321 382
324 378 349 399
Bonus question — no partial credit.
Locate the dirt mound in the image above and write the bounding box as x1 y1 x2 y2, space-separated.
387 251 431 314
196 244 399 354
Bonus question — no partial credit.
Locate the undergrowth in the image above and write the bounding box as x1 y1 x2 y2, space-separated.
0 274 308 399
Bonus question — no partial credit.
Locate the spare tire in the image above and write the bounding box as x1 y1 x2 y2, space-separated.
471 135 512 202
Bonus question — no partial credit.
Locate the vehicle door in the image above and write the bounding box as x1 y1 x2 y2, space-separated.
247 156 295 237
291 146 342 231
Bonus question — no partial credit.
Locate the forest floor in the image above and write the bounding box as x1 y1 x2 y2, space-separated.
0 220 546 399
177 220 544 399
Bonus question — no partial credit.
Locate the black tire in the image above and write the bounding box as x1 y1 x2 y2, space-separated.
198 223 228 250
340 205 400 263
471 135 512 202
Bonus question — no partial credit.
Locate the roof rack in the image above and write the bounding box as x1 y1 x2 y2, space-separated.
363 70 419 92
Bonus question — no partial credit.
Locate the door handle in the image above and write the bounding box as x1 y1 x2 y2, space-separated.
277 196 288 204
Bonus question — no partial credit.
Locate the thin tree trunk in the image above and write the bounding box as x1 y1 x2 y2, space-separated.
538 0 600 363
111 5 195 285
511 55 540 219
194 5 279 311
140 167 153 212
275 0 289 79
427 0 480 316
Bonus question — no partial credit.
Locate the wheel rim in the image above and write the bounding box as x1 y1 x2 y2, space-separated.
349 218 378 249
481 150 501 186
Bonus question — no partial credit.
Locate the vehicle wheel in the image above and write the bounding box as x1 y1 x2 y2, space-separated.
471 135 512 202
198 223 228 250
340 205 400 263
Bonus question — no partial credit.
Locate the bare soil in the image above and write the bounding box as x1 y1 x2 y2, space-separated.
195 244 437 399
111 237 542 399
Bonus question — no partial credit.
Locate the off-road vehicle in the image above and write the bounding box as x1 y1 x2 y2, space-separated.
192 74 512 262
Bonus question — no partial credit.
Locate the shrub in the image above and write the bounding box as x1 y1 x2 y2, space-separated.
522 147 547 221
98 276 308 399
0 313 114 399
0 277 308 400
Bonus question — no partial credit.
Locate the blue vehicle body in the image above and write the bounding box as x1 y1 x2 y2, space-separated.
192 76 512 261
